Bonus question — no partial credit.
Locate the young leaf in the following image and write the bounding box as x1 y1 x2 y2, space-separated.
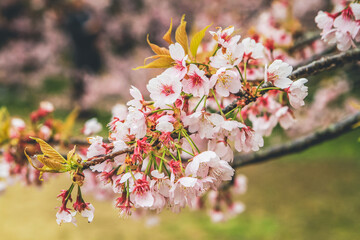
30 137 66 165
163 18 173 45
147 35 170 56
133 55 173 70
25 137 70 180
175 15 189 54
190 24 212 58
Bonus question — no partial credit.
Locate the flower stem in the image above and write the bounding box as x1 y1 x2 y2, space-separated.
158 151 166 172
211 89 224 116
255 81 264 95
193 95 205 112
235 65 245 83
258 87 282 91
65 183 75 203
182 129 200 154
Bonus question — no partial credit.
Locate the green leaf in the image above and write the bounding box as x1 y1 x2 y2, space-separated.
190 24 212 58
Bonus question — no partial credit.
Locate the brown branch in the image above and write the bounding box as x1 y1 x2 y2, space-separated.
289 48 360 80
231 112 360 168
82 147 134 169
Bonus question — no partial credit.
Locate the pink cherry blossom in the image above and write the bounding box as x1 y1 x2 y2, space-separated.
232 126 264 152
233 174 248 195
265 59 293 89
275 106 295 129
127 86 144 109
183 111 223 139
170 177 200 208
249 115 278 137
182 64 211 97
164 42 188 80
208 139 234 163
126 108 147 139
39 101 54 113
83 118 102 136
288 78 308 109
133 177 154 208
56 207 77 226
156 115 174 132
242 37 264 59
87 136 106 159
210 68 241 97
111 104 128 120
350 3 360 20
147 72 182 108
209 26 241 48
315 11 334 31
113 140 128 164
210 43 244 69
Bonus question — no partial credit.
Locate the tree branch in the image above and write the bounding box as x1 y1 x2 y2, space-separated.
289 48 360 79
231 112 360 168
223 48 360 114
82 147 134 169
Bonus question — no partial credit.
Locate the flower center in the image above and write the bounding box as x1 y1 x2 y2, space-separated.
189 73 203 87
161 85 175 96
175 60 185 71
218 72 230 88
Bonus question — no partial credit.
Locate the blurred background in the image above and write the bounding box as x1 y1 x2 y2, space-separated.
0 0 359 239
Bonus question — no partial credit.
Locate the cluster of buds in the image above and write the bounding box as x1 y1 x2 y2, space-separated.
78 16 308 221
316 1 360 51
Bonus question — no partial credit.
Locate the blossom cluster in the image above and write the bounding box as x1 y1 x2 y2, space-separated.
78 19 308 222
316 1 360 51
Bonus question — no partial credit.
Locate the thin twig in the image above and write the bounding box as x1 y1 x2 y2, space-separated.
82 147 134 169
231 112 360 168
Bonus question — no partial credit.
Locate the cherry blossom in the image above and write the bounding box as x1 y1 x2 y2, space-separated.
242 37 264 60
210 68 241 97
209 26 241 48
87 136 107 159
288 78 308 109
147 73 182 108
83 118 102 136
56 207 77 226
210 43 244 69
164 43 188 80
182 64 211 97
127 86 144 109
264 59 293 89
